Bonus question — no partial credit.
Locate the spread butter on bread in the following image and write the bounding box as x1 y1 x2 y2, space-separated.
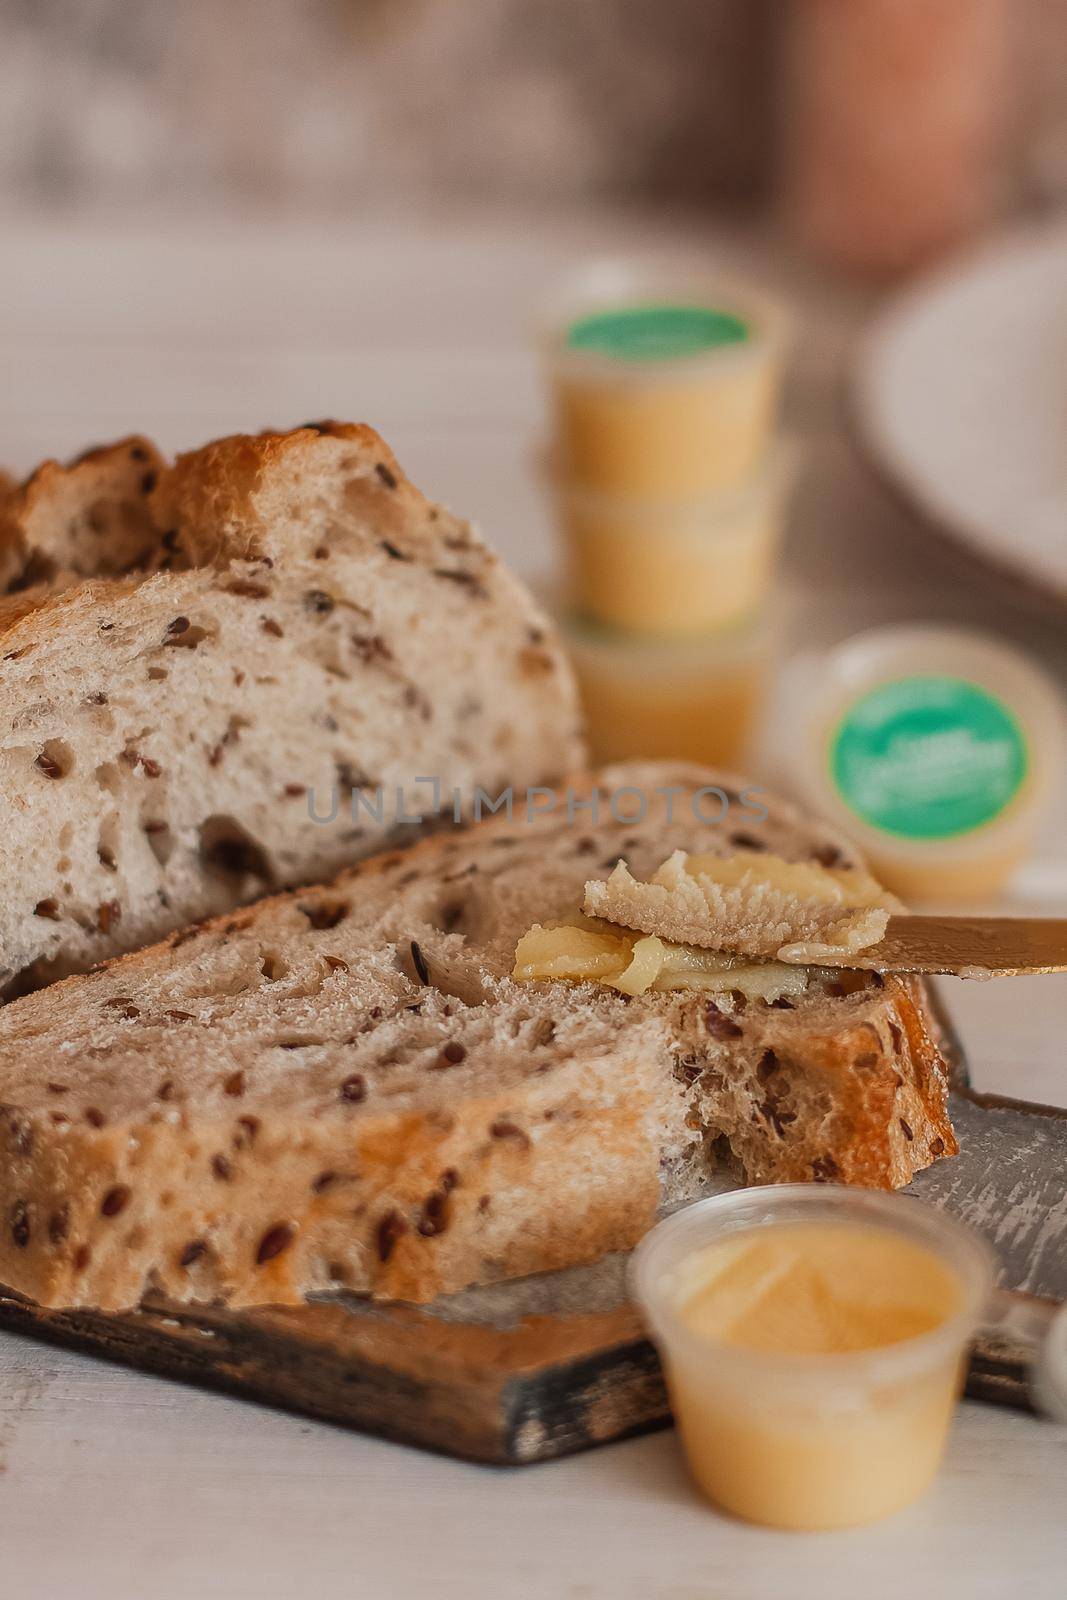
0 763 956 1313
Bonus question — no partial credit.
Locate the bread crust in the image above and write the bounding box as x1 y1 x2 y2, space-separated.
0 761 956 1313
150 423 393 566
0 436 166 593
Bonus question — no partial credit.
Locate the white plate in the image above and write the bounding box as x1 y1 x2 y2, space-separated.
852 221 1067 609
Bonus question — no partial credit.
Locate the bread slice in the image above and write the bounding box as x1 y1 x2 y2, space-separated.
0 762 956 1313
0 423 584 994
0 436 166 593
583 848 894 961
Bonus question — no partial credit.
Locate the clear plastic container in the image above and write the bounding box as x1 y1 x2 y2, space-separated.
783 626 1067 903
631 1186 995 1531
559 607 772 771
540 263 790 499
546 445 795 637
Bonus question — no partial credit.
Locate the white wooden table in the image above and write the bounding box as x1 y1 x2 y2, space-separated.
0 209 1065 1599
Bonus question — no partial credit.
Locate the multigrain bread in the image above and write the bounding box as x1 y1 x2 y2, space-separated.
583 849 895 962
0 423 584 994
0 762 956 1313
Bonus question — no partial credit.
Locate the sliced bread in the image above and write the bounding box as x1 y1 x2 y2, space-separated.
0 761 956 1313
0 423 584 994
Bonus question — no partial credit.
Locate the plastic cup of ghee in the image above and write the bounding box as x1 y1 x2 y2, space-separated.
544 444 796 637
784 626 1067 904
631 1186 994 1531
540 263 791 499
557 607 773 771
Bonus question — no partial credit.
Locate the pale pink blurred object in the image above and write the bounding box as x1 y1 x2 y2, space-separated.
786 0 1011 277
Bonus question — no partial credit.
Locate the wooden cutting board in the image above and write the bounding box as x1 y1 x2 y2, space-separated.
1 1025 1063 1465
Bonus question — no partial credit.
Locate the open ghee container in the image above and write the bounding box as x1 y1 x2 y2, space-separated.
785 627 1067 903
540 263 790 499
546 444 795 636
559 608 772 770
631 1187 994 1531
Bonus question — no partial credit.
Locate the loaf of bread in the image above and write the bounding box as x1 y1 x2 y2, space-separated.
0 762 956 1313
0 423 584 995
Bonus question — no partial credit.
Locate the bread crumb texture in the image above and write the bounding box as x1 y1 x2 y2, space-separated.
0 763 955 1313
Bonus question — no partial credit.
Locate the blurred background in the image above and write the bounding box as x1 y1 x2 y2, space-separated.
1 0 1066 219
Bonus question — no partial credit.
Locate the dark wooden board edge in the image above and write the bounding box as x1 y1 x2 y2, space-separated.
0 1289 667 1465
0 1292 509 1464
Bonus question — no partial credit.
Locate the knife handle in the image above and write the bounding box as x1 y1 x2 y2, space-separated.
982 1290 1067 1422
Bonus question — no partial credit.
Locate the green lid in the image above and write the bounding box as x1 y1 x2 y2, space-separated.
565 303 749 364
829 675 1029 841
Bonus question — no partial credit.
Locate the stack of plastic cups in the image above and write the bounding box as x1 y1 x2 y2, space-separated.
539 265 792 771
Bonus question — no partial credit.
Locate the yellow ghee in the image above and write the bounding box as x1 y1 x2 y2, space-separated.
666 1223 966 1530
561 611 771 771
542 277 788 499
550 448 792 636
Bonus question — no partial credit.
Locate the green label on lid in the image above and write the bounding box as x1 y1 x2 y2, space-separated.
829 676 1029 840
565 304 749 363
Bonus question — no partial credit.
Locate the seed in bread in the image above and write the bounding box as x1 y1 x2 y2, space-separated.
0 762 956 1314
